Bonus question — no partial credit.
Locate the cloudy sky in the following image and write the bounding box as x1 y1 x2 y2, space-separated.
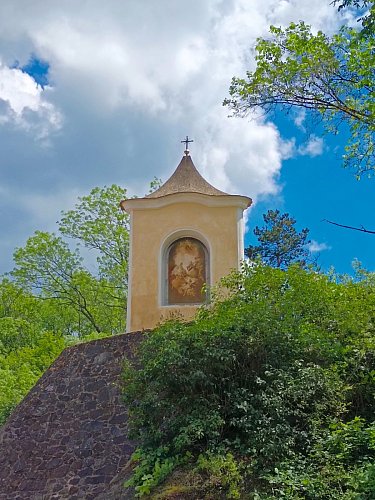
0 0 373 275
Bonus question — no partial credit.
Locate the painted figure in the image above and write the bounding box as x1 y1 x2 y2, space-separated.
168 238 206 304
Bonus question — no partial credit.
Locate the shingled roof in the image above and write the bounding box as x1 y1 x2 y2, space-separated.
146 154 228 198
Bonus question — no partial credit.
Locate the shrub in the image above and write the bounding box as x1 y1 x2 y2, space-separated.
123 264 375 497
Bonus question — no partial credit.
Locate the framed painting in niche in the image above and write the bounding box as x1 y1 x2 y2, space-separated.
167 237 207 304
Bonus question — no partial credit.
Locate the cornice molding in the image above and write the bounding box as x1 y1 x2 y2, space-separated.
120 192 252 212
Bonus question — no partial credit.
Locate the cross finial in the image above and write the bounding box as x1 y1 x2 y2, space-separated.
181 135 193 155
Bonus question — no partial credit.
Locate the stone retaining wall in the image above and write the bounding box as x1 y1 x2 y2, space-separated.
0 332 143 499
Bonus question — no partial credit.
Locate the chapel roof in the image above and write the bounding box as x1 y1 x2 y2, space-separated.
146 153 229 198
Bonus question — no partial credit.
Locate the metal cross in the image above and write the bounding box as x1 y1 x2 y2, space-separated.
181 136 193 154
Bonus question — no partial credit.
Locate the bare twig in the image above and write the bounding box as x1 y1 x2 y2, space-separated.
323 219 375 234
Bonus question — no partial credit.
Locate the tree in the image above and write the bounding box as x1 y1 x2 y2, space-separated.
0 326 66 426
224 1 375 178
122 264 375 497
0 278 40 322
59 184 130 286
245 209 311 269
11 185 130 337
0 317 41 355
335 0 375 34
12 231 103 333
0 184 131 425
0 277 90 338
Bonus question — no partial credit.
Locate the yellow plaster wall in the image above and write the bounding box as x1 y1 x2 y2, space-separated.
128 201 241 332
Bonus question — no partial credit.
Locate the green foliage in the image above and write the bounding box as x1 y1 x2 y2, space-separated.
264 418 375 498
0 330 66 426
10 184 129 337
123 264 375 497
0 278 39 320
195 452 243 499
12 231 102 334
245 209 311 269
125 447 183 497
334 0 375 34
59 184 129 285
0 184 130 426
224 1 375 178
148 177 163 194
0 317 40 355
12 231 83 295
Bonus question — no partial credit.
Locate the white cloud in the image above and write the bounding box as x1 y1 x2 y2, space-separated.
294 109 306 131
297 135 324 157
0 0 343 272
266 0 340 33
0 62 62 138
192 107 285 200
308 240 331 253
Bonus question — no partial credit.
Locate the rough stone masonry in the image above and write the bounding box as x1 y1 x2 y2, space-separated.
0 332 143 499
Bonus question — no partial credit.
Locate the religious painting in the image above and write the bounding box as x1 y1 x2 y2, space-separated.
167 238 207 304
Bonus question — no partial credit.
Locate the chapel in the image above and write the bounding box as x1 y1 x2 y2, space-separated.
120 141 252 332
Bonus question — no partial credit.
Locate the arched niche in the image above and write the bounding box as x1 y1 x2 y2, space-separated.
160 231 210 306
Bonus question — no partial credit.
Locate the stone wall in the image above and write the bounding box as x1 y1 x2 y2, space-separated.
0 332 143 499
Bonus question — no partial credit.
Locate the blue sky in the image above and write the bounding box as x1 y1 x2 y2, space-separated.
14 56 50 87
246 115 375 275
0 0 373 276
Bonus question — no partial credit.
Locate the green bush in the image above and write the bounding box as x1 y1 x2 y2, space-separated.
0 317 41 355
195 452 243 499
0 331 66 426
123 264 375 497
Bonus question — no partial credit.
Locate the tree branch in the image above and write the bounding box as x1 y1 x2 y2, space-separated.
323 219 375 234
